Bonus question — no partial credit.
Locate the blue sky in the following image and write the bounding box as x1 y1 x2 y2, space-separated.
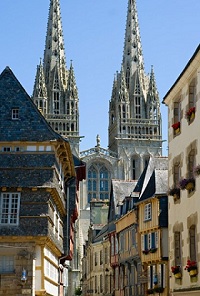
1 1 200 156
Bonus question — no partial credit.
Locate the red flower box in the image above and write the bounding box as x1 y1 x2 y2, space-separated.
172 121 180 130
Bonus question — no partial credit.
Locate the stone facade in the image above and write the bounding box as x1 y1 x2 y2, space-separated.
163 45 200 295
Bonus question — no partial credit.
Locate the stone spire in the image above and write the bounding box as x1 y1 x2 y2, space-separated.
32 0 81 157
122 0 147 95
108 0 162 163
32 59 48 115
43 0 67 89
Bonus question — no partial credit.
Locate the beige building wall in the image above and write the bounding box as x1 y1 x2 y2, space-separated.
164 46 200 295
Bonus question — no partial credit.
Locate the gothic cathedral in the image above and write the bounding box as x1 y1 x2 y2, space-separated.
32 0 162 294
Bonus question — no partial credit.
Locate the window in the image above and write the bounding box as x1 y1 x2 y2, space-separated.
141 232 158 251
135 96 141 118
132 157 140 180
87 163 111 202
100 250 103 265
144 203 151 221
173 101 181 123
174 232 181 266
12 108 19 120
104 247 108 264
94 252 97 266
45 259 58 282
0 256 14 273
189 225 196 262
189 79 196 108
131 228 136 246
2 147 11 152
111 236 114 256
0 193 20 225
173 162 181 187
188 150 195 178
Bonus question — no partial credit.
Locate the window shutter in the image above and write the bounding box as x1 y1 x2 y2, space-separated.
158 264 161 286
147 266 151 289
151 232 155 249
141 234 144 251
155 231 158 248
153 265 157 285
162 264 166 288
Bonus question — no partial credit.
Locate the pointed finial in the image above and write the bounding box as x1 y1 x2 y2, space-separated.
96 134 100 147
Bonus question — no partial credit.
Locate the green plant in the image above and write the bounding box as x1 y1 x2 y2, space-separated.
75 287 82 295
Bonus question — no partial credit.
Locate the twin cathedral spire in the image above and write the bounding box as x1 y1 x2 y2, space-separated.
32 0 80 157
108 0 162 154
32 0 162 162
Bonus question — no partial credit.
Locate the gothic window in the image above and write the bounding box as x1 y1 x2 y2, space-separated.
53 92 59 114
132 157 139 180
126 67 130 89
135 96 141 118
174 232 181 266
67 102 70 115
189 225 196 262
87 164 111 203
122 105 126 119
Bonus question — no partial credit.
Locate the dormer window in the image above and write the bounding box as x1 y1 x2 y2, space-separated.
12 108 19 120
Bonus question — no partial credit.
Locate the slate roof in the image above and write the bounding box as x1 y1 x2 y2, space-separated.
137 157 168 201
0 67 62 142
108 179 137 222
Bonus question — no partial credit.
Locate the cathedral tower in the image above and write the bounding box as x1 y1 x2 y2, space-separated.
108 0 162 179
32 0 80 157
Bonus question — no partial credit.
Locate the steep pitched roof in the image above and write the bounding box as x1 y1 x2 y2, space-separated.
0 67 62 142
137 156 168 201
108 179 137 222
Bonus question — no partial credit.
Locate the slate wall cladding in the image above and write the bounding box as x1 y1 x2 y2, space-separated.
0 67 62 142
0 189 65 252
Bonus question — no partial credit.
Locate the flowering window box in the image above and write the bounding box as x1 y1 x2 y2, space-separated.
185 260 198 277
172 121 180 134
142 249 149 255
171 266 182 279
168 187 180 201
179 178 195 191
185 106 195 123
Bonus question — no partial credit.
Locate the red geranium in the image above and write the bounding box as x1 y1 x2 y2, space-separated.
172 121 180 130
184 260 197 272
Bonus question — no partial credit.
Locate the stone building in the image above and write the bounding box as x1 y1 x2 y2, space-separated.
0 67 84 296
31 0 163 293
163 44 200 295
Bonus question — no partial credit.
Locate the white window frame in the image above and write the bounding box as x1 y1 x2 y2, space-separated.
0 193 20 225
144 203 152 221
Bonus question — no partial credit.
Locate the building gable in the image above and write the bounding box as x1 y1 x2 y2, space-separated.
0 67 61 142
